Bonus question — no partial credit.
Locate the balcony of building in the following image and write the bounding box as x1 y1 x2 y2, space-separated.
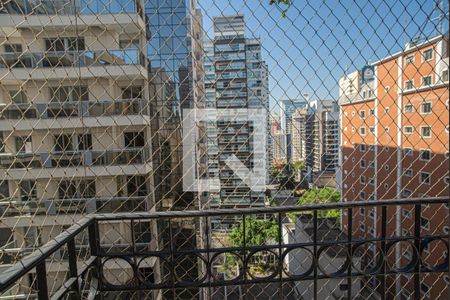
0 0 146 33
0 50 147 82
0 147 152 180
0 198 446 299
0 99 151 131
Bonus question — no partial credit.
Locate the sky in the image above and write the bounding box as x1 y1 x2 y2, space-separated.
195 0 448 113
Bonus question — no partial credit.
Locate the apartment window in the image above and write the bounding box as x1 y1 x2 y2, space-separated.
384 107 389 113
384 127 389 133
420 149 431 160
405 55 414 64
403 249 412 260
360 191 366 200
126 176 148 197
369 160 375 168
404 169 413 177
402 209 412 219
445 176 450 184
444 226 450 234
422 49 433 61
359 110 366 118
404 103 413 112
384 86 390 92
369 109 375 115
19 180 37 201
421 217 430 231
360 176 366 184
405 80 414 90
359 127 366 135
359 208 365 216
49 86 89 102
359 144 366 152
360 160 366 169
54 135 73 152
58 180 95 199
369 126 375 133
359 224 365 231
4 43 22 53
420 172 431 185
77 134 92 151
420 126 432 138
15 136 32 153
422 75 433 86
402 189 412 197
45 37 85 51
442 69 449 82
420 102 432 114
124 132 145 148
384 165 389 171
369 177 375 185
9 90 27 104
403 126 413 134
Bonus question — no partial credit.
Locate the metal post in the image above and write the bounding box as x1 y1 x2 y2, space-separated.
347 208 353 300
36 261 49 300
413 204 421 300
380 205 387 300
313 210 318 300
67 238 80 299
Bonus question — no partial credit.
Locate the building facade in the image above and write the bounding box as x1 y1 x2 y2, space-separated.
280 99 308 162
0 0 158 293
203 15 269 229
290 100 339 186
339 35 449 298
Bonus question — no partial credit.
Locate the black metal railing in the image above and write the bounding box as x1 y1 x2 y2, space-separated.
0 197 448 300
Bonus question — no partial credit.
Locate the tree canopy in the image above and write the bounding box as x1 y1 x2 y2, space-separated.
297 187 340 218
229 217 279 247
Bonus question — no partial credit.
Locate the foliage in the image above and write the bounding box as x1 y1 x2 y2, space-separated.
269 0 291 17
291 160 305 172
297 187 341 219
229 217 279 247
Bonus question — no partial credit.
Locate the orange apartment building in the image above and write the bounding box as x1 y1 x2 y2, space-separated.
339 34 449 299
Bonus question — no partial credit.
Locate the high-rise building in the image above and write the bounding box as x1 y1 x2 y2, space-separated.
146 0 205 210
291 100 339 185
339 34 449 298
0 0 157 288
280 99 308 162
203 15 269 227
270 114 285 164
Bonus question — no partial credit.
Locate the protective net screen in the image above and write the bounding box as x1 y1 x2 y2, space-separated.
0 0 448 299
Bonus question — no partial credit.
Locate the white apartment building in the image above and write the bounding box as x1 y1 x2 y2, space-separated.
0 0 157 294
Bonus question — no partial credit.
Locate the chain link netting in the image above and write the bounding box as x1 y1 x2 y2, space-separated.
0 0 448 299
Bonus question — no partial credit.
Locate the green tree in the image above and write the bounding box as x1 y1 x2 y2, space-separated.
297 187 341 219
291 160 305 172
229 217 279 247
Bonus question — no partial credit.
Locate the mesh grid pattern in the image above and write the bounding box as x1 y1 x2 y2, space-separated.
0 0 448 299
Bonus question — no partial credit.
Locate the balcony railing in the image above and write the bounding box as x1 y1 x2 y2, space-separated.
0 147 151 169
0 198 447 299
0 0 140 15
0 196 149 218
0 49 146 69
0 99 148 120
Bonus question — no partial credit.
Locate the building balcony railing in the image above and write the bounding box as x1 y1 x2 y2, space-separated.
0 196 149 218
0 147 151 169
0 99 148 120
0 198 448 299
0 0 141 16
0 49 146 69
